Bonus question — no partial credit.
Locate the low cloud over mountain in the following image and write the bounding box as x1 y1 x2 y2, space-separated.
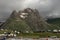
0 0 60 21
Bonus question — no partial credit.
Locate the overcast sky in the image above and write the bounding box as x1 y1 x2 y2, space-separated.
0 0 60 22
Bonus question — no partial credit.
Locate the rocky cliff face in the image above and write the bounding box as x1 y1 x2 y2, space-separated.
22 8 50 31
1 8 50 33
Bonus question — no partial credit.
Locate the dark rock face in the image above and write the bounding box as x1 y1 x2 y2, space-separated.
1 8 50 32
0 22 4 28
22 8 49 31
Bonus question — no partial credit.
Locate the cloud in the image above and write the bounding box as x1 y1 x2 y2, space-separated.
0 0 60 21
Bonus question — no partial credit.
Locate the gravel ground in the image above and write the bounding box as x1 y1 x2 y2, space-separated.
6 38 60 40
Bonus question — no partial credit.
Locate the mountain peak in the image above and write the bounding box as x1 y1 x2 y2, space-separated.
1 8 50 32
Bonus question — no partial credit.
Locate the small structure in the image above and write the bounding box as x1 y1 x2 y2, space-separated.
47 30 51 32
53 29 58 33
17 32 20 34
15 30 17 33
0 29 4 31
58 30 60 32
14 34 16 37
26 31 29 33
58 30 60 33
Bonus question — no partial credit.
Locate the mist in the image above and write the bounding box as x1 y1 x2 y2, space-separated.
0 0 60 22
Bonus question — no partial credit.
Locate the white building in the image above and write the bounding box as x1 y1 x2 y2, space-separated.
53 29 58 32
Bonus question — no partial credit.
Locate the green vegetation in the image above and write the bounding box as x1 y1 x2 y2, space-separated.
47 18 60 24
1 8 50 33
0 30 60 38
1 8 60 38
3 17 32 33
47 18 60 30
0 29 60 38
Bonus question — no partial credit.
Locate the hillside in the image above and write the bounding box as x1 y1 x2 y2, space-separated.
46 18 60 30
1 10 32 33
47 18 60 24
1 8 50 33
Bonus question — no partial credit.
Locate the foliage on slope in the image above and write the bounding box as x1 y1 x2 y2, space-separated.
1 8 51 33
47 18 60 30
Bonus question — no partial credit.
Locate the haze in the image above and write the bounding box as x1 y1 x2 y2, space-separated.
0 0 60 22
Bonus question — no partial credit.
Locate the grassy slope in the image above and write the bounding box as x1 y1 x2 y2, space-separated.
47 18 60 24
47 18 60 30
1 18 60 38
3 17 32 33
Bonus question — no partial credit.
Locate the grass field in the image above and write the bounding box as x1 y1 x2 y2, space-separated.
0 29 60 38
17 32 60 38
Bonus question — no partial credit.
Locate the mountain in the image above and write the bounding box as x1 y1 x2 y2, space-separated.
1 8 50 33
47 18 60 24
1 10 32 33
0 22 4 28
46 18 60 30
22 8 50 31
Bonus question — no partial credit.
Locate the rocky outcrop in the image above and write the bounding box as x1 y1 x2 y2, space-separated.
22 8 50 31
